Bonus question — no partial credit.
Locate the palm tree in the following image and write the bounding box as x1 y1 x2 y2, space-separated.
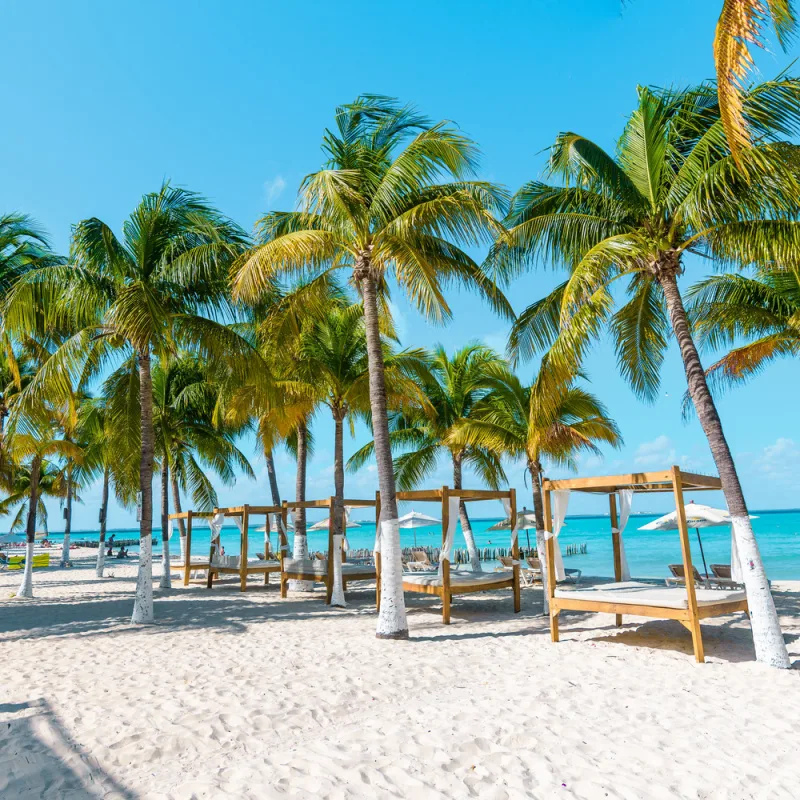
688 267 800 390
492 80 800 668
2 183 256 623
349 344 509 572
298 302 427 604
0 213 57 296
152 353 254 588
233 96 511 638
450 363 621 612
715 1 797 163
4 408 81 598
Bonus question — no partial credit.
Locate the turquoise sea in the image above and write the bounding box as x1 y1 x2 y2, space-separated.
53 509 800 580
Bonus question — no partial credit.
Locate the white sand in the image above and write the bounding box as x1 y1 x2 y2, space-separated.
2 549 799 799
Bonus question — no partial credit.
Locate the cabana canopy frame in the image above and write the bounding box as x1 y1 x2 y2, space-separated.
541 466 748 663
167 510 215 586
206 504 284 592
396 487 521 624
280 495 381 607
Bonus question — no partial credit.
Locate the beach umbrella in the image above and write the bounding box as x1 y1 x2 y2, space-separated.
638 502 757 579
397 510 440 546
0 532 25 545
488 507 539 551
308 517 361 531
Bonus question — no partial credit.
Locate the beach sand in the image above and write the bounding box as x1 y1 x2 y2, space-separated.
2 549 799 799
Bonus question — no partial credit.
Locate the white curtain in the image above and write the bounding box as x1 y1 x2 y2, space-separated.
731 529 743 582
207 512 225 542
500 498 520 565
614 489 633 581
438 497 460 578
167 518 175 540
373 515 382 556
545 490 569 581
343 506 352 552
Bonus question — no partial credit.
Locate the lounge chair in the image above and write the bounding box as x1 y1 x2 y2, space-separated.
406 550 438 572
496 555 539 587
5 553 51 570
666 563 736 589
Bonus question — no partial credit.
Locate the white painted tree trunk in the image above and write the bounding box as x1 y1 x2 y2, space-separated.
159 534 172 589
180 533 187 564
536 529 549 615
289 533 313 591
16 541 35 599
330 533 346 607
732 515 791 668
60 532 71 568
131 535 154 624
375 519 408 637
95 545 106 578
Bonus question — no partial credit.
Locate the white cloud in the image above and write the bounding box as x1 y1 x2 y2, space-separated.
753 437 800 484
634 435 676 467
263 175 286 206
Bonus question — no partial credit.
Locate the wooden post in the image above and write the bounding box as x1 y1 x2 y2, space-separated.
510 487 521 613
441 486 451 624
543 488 559 642
325 496 335 605
375 490 382 612
610 493 622 627
240 505 249 592
672 467 705 663
184 510 193 587
279 503 288 599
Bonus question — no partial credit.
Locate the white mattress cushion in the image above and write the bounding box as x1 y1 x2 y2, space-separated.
403 571 514 590
283 558 328 576
554 581 746 609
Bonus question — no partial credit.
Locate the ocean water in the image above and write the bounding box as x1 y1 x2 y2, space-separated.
54 509 800 580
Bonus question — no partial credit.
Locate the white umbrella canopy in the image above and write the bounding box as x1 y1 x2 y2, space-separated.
638 503 755 531
397 510 440 528
0 531 46 544
256 520 294 533
487 507 538 532
398 509 441 546
638 502 757 578
308 517 361 531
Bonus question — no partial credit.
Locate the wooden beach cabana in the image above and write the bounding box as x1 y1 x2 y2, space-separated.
206 504 284 592
397 487 521 624
167 510 215 586
541 466 749 663
280 496 380 606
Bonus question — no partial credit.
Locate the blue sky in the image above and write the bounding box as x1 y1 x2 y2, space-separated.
2 0 798 530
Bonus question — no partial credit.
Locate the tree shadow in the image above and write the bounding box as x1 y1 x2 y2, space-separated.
0 697 138 799
0 585 380 644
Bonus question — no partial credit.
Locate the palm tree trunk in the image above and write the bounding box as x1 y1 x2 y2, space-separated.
170 475 187 563
289 420 312 590
357 264 408 639
660 271 789 668
452 451 481 572
159 460 171 589
132 348 155 624
60 465 73 567
528 460 549 615
266 451 281 506
96 466 109 578
16 455 41 599
331 409 346 607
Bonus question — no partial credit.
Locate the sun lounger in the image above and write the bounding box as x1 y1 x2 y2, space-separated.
497 555 539 587
666 563 736 589
5 553 51 570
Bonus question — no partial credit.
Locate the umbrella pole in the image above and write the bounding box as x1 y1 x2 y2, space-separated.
695 528 710 581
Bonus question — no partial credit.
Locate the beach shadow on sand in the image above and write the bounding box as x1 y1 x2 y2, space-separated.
0 697 138 799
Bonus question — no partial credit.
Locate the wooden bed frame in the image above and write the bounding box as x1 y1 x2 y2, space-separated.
167 510 214 586
279 495 381 607
397 487 521 624
206 504 284 592
541 466 750 663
